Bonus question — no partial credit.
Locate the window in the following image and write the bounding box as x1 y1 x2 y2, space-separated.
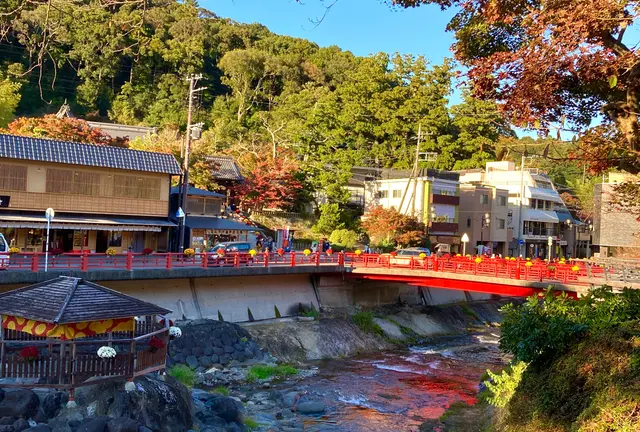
480 194 489 204
187 197 206 215
377 190 388 199
108 231 122 247
498 196 507 206
46 169 100 196
205 199 222 216
392 189 402 198
537 200 544 210
0 164 27 191
113 175 161 200
544 201 552 210
530 198 537 208
436 189 455 196
497 218 506 229
466 217 471 228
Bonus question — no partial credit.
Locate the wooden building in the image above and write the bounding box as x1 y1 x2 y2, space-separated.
0 134 181 253
0 276 170 396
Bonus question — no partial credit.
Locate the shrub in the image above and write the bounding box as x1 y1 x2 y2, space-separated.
246 364 298 381
329 229 359 249
243 417 259 431
8 247 20 254
18 346 39 361
105 247 117 256
481 361 527 408
212 386 229 396
183 248 195 257
168 364 196 387
352 311 383 336
142 248 153 255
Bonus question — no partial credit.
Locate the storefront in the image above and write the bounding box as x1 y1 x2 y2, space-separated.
184 216 262 252
0 213 175 253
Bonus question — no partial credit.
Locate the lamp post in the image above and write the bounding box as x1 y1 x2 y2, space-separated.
44 208 54 272
480 212 490 254
461 233 469 256
586 221 593 258
547 235 553 263
565 218 576 259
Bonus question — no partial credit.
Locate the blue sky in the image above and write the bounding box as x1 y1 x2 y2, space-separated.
202 0 457 66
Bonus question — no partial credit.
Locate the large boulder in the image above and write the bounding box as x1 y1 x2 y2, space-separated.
106 418 139 432
0 390 40 419
204 396 240 424
42 393 68 420
128 376 192 432
77 417 109 432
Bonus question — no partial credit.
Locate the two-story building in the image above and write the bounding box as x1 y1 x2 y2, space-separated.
0 134 181 253
460 161 578 258
363 168 461 252
458 184 510 256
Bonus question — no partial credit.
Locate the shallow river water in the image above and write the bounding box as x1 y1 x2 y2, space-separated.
279 331 506 432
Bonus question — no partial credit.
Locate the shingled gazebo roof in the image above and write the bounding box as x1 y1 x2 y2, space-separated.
0 277 171 324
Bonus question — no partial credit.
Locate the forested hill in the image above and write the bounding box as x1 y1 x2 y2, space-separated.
0 0 515 202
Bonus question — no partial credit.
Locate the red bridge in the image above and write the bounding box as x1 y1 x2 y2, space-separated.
1 252 639 295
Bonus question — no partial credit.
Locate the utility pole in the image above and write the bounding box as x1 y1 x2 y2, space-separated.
516 153 526 257
178 74 206 252
399 124 422 215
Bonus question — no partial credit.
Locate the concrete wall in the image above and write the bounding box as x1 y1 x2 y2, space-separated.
103 274 320 323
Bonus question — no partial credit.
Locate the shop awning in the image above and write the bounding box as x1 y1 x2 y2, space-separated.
555 210 583 226
522 209 560 223
525 186 564 204
0 214 176 232
186 216 261 231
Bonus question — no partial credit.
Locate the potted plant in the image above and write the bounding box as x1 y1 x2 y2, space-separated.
183 248 195 258
8 247 20 264
148 336 165 353
97 346 117 364
142 248 153 255
169 326 182 340
18 346 39 363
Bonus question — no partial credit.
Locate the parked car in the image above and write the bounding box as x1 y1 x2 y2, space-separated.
379 247 431 266
0 234 8 270
207 242 254 266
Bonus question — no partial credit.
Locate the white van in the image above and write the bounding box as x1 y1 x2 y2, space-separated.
0 233 8 269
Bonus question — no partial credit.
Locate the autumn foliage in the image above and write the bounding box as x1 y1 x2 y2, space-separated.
2 115 127 147
233 156 304 211
361 206 427 248
391 0 640 175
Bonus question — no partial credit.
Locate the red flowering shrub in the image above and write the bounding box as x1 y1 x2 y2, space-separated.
148 336 165 353
277 248 284 256
159 318 174 327
19 346 39 361
142 248 154 255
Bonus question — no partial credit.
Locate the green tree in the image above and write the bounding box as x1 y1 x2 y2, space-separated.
313 203 344 236
0 78 21 127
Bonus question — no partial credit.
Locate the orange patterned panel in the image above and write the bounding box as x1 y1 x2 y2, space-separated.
2 316 134 340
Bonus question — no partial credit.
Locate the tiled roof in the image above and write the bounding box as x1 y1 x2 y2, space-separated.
0 134 181 175
0 276 171 324
205 156 244 181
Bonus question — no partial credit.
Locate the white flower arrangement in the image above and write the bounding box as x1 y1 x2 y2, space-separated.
169 326 182 338
97 346 117 359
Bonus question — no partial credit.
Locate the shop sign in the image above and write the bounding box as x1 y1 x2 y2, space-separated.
0 196 9 208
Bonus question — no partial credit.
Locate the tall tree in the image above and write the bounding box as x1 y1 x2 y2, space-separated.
390 0 640 175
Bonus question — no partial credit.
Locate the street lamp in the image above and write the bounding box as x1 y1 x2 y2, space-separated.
565 218 576 259
480 212 490 253
461 233 469 256
44 208 54 272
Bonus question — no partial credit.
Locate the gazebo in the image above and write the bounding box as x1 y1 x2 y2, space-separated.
0 276 171 398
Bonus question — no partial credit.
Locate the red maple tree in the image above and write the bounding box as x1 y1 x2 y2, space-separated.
233 157 304 211
361 206 427 247
390 0 640 175
2 115 127 147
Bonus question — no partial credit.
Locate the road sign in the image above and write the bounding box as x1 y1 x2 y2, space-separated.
45 208 55 221
518 239 525 245
176 207 185 218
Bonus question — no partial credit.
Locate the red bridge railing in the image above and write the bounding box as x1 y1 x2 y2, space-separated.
0 252 637 286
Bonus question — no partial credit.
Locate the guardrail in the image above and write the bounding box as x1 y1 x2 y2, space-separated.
1 252 638 287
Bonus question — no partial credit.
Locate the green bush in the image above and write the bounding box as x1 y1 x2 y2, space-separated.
211 386 229 396
243 417 259 431
329 229 359 249
481 361 527 408
168 364 197 387
246 364 298 382
352 311 383 336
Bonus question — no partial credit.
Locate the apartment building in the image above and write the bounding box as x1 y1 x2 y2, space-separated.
458 184 510 256
363 168 461 252
460 161 578 258
0 134 180 253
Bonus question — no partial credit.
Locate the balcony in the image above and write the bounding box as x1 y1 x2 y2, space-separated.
429 222 458 234
431 193 459 205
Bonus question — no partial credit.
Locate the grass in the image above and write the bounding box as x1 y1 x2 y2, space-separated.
211 386 229 396
168 364 197 387
301 310 319 319
352 311 384 336
245 364 298 382
243 417 259 431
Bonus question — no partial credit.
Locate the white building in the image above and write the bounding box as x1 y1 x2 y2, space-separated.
460 161 577 258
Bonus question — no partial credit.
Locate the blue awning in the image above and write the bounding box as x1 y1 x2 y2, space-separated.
555 211 583 225
186 216 261 231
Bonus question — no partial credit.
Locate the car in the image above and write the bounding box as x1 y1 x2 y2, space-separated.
0 233 8 270
207 242 254 266
379 247 431 266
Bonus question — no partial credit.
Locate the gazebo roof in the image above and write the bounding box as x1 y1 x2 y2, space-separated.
0 276 171 324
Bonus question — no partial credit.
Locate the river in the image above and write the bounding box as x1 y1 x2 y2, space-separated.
261 330 506 431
